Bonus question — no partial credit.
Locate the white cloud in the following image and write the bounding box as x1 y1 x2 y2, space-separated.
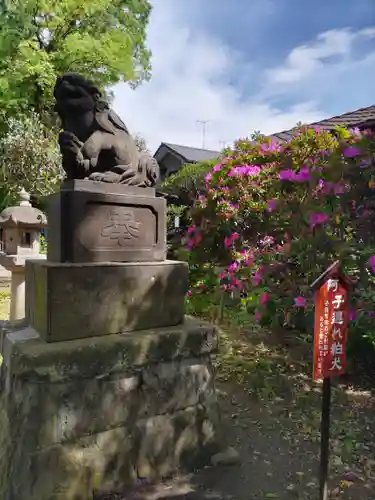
113 2 374 154
267 27 375 85
267 29 355 85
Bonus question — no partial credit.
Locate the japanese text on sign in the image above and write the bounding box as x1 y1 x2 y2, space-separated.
313 277 349 380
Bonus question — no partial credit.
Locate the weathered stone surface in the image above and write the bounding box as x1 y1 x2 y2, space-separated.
141 359 214 416
54 74 160 188
0 397 10 500
134 405 221 479
2 406 220 500
3 423 136 500
25 259 188 341
0 319 222 500
1 318 217 380
47 180 166 263
2 359 215 449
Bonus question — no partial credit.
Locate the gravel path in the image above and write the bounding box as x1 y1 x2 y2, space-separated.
102 324 375 500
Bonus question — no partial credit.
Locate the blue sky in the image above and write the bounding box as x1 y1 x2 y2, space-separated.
114 0 375 152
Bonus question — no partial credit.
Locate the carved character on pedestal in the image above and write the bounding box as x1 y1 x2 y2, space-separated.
100 209 140 245
54 72 159 186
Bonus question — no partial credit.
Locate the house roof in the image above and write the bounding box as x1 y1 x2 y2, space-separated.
154 104 375 163
154 142 220 163
271 104 375 143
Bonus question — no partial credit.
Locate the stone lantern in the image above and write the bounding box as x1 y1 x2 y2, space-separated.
0 189 47 325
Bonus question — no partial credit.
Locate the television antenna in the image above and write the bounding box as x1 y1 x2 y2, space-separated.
196 120 210 149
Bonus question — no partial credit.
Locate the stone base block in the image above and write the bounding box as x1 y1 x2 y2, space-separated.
25 259 188 342
0 317 222 500
47 180 167 263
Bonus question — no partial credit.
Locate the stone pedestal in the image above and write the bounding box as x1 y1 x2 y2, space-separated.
0 318 222 500
0 179 224 499
9 268 25 323
26 259 188 342
0 254 46 326
47 180 167 263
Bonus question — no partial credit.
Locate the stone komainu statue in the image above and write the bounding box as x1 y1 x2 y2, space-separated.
54 72 159 186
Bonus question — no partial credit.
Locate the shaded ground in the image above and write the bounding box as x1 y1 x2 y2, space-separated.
105 320 375 500
1 293 374 499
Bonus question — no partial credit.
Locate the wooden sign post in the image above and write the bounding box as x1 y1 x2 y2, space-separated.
311 261 354 500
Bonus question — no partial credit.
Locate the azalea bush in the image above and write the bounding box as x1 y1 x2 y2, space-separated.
184 125 375 351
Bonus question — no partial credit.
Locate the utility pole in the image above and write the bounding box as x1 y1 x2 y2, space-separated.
196 120 210 149
219 140 227 149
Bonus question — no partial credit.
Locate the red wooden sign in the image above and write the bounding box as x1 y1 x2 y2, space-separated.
312 262 352 381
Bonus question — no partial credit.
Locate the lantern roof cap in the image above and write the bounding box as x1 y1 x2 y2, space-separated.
0 189 47 228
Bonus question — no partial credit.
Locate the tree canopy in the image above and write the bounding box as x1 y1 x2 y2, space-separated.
133 133 150 153
0 0 152 127
0 113 63 209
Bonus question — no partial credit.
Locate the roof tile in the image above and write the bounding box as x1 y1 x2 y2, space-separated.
163 142 220 162
270 105 375 142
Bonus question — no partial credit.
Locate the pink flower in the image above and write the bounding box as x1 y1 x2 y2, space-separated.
186 232 202 250
194 233 202 245
228 165 261 177
370 256 375 273
294 296 306 308
343 146 362 158
186 239 194 250
259 235 275 247
294 167 311 182
279 169 294 181
349 309 356 321
228 262 239 273
259 138 281 153
253 271 262 286
309 212 329 228
186 290 192 297
187 226 196 235
205 172 212 183
240 249 253 265
212 163 221 172
280 167 310 182
260 292 269 305
254 311 262 321
267 199 277 212
224 232 240 248
319 180 345 195
348 127 361 136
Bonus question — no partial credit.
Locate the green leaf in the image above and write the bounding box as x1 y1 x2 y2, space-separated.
0 0 152 128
